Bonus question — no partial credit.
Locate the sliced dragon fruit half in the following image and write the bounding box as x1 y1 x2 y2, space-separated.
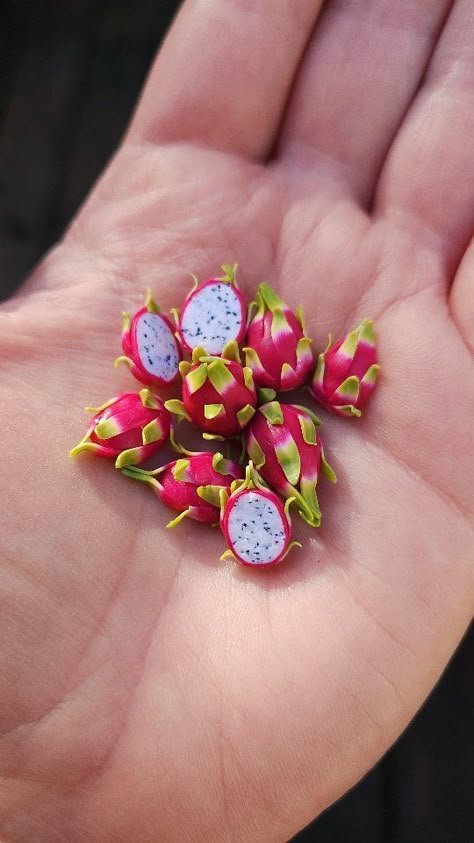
116 290 182 387
220 464 301 568
178 264 246 356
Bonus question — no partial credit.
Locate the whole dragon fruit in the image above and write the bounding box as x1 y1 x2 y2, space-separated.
244 282 313 391
115 290 182 387
245 401 336 527
165 345 257 438
177 264 247 356
122 444 243 528
311 320 380 417
219 463 301 567
70 389 171 468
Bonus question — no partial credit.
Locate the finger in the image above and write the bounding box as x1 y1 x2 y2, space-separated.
127 0 324 161
449 238 474 352
278 0 453 204
375 0 474 265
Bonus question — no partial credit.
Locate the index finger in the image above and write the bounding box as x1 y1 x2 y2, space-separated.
127 0 324 161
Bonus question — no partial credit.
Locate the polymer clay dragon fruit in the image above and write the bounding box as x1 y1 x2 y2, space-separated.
244 282 313 391
176 264 246 357
116 290 182 387
165 344 257 438
220 463 301 567
70 260 381 569
311 320 380 417
246 401 336 527
70 389 171 468
122 439 243 527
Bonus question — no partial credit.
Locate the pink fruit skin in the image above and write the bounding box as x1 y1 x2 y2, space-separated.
246 404 321 497
247 307 313 390
81 392 171 462
122 305 182 387
221 487 291 568
178 278 247 355
183 361 257 436
157 454 243 523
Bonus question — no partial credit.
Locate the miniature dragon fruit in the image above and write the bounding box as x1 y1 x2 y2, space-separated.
244 282 313 391
70 389 171 468
245 401 336 527
177 264 246 356
121 442 244 528
311 320 380 417
115 290 182 387
165 345 257 438
219 463 301 567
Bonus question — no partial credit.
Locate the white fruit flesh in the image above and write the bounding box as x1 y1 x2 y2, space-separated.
181 283 243 355
136 312 179 381
227 491 286 565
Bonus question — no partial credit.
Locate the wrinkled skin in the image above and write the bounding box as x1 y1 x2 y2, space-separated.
0 2 473 841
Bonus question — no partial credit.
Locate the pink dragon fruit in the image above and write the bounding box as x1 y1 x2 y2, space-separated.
311 320 380 417
177 264 246 356
115 290 182 387
121 443 243 528
244 282 313 391
219 463 301 567
70 389 171 468
165 345 257 438
245 401 336 527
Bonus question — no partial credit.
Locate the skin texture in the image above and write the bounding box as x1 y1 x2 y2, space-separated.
0 1 473 840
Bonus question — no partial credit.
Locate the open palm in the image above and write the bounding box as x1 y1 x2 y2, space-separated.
0 2 473 840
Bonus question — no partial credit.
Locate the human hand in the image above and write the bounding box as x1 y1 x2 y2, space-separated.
0 1 473 840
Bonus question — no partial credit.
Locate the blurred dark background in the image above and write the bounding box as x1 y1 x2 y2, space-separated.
0 1 472 840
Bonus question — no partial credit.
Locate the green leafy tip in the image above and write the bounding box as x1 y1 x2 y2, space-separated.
191 345 208 365
139 388 160 410
179 360 192 378
237 404 256 428
196 485 224 508
358 319 376 347
292 405 321 427
166 508 192 529
85 397 116 414
321 449 337 483
69 438 96 458
94 418 121 439
121 311 131 335
186 363 208 394
121 466 161 489
207 359 235 393
275 435 301 486
280 541 303 562
222 339 241 363
212 452 235 476
145 289 160 313
247 435 266 469
258 387 276 404
259 401 283 425
258 282 286 313
243 366 254 392
114 447 144 469
236 461 268 494
218 263 239 286
142 418 164 445
164 399 190 422
172 459 191 482
114 355 133 371
204 403 225 420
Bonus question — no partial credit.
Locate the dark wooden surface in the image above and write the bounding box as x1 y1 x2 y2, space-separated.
0 2 472 840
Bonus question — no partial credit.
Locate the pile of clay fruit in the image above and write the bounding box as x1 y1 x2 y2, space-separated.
71 265 379 568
